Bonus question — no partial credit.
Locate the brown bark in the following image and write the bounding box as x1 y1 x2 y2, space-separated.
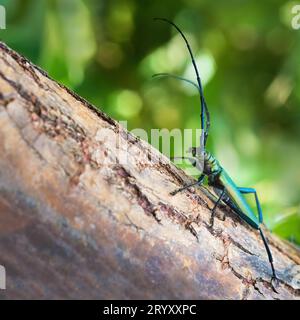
0 42 299 300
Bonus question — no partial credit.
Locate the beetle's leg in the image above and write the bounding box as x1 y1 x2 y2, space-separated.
259 228 279 292
238 187 263 223
170 174 205 196
209 188 225 227
239 188 278 291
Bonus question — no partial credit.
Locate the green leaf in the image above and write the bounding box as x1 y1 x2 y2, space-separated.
271 207 300 245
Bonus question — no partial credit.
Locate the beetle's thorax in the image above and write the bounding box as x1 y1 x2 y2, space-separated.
204 151 222 178
188 147 222 180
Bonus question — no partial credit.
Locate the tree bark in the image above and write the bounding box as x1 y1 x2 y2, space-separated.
0 42 299 300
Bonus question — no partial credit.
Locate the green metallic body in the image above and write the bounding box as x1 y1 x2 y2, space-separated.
218 168 260 229
203 151 260 229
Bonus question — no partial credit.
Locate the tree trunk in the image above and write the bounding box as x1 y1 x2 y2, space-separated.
0 42 299 300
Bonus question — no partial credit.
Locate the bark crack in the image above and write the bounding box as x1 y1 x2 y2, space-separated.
115 166 161 223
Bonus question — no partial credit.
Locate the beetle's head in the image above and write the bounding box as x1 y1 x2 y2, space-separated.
188 147 196 157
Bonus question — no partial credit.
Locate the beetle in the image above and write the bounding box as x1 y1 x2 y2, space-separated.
153 18 279 290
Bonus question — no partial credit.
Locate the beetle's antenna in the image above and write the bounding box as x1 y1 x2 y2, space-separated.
154 18 209 148
153 73 199 90
152 73 210 135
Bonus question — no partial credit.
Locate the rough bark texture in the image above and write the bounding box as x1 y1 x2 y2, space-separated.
0 42 299 300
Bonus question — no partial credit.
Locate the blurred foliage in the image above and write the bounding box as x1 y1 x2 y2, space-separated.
1 0 300 244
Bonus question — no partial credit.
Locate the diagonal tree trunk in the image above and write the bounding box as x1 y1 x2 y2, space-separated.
0 42 299 300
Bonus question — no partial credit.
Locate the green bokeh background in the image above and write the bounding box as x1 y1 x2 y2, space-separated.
1 0 300 244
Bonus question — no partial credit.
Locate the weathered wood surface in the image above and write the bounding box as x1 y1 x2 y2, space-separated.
0 42 299 300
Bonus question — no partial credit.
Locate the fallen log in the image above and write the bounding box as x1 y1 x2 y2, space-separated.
0 42 299 299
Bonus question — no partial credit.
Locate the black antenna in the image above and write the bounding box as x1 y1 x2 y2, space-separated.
154 18 209 147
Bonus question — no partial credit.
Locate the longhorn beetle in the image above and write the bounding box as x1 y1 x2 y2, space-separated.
153 18 279 290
